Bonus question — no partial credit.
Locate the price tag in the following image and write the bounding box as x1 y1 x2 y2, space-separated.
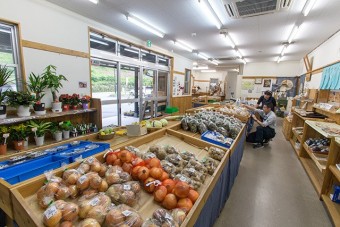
78 175 87 184
165 213 172 220
44 205 57 219
122 210 132 217
31 127 37 132
90 197 100 206
188 168 196 173
123 184 131 190
87 157 95 164
180 176 187 182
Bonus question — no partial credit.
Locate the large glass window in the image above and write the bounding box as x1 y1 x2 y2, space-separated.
158 56 169 66
0 22 22 91
90 33 116 54
141 50 156 63
119 44 139 59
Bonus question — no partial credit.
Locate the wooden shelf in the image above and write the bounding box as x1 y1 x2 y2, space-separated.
292 129 303 142
314 106 340 115
330 165 340 182
322 194 340 227
303 143 327 173
0 108 96 126
305 120 340 138
300 157 323 194
289 138 300 156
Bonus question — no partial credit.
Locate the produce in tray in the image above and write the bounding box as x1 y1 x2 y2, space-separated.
148 144 167 160
208 147 226 161
186 158 208 174
77 193 111 221
106 181 141 207
165 154 187 169
105 165 132 185
201 157 220 175
181 168 206 183
179 151 196 161
104 204 143 227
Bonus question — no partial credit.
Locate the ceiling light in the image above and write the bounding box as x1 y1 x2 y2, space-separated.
302 0 317 16
197 53 209 60
210 60 219 65
88 0 99 4
193 61 198 66
222 33 236 48
174 40 193 52
288 25 299 44
126 14 165 38
277 56 282 63
90 38 108 46
241 58 247 64
234 49 242 58
198 0 222 29
193 66 209 70
280 45 288 56
201 69 216 73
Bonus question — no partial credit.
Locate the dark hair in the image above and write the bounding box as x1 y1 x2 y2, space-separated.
263 102 273 110
264 90 272 96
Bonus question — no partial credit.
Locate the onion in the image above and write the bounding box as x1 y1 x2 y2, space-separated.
137 166 150 181
91 162 102 173
144 177 157 193
60 221 73 227
62 202 79 221
105 173 120 185
54 200 67 210
55 185 70 200
162 193 177 210
160 171 169 181
79 200 92 219
132 157 143 166
118 150 133 163
131 166 141 180
78 163 91 174
154 186 167 202
174 182 190 198
150 167 163 179
162 179 175 194
90 174 102 189
177 198 193 212
148 158 160 168
98 180 108 192
77 175 90 191
122 162 133 173
43 206 62 227
79 218 101 227
105 207 124 225
45 182 59 195
87 205 106 224
82 188 98 196
106 153 118 165
68 185 78 199
188 189 199 203
98 165 107 177
113 158 122 167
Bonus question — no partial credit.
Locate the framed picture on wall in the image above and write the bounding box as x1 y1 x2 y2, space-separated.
263 79 272 87
255 78 262 84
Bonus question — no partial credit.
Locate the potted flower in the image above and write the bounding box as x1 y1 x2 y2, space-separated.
59 94 71 111
9 124 27 150
42 65 67 112
0 65 14 119
27 120 51 146
60 121 72 139
27 72 48 115
81 95 91 109
4 90 35 117
50 122 63 142
70 93 80 110
0 126 10 155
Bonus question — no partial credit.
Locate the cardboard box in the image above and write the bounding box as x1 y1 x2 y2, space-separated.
126 124 147 137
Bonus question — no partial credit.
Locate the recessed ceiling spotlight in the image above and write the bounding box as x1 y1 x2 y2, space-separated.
126 14 165 38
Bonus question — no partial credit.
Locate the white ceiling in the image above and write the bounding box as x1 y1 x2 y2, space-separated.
46 0 340 67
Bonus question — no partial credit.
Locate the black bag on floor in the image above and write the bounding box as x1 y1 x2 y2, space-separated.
246 132 257 143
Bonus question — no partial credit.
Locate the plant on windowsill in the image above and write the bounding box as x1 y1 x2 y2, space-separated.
42 65 68 113
60 120 72 139
0 65 14 119
27 120 51 146
70 93 80 110
50 122 63 142
9 124 28 151
27 72 48 116
81 95 91 109
0 126 10 155
4 90 36 117
59 94 71 111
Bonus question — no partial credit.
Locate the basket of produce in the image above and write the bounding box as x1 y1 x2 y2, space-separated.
97 127 115 140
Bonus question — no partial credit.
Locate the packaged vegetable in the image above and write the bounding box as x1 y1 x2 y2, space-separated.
105 165 132 185
78 193 111 219
201 157 219 175
153 208 179 227
171 208 187 225
165 154 187 169
104 204 143 227
160 160 178 178
208 147 225 161
187 158 208 174
179 151 196 161
164 145 179 155
148 145 167 160
106 181 141 207
181 168 206 183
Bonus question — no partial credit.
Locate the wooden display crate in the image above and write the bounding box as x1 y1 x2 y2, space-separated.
9 127 242 227
282 117 292 141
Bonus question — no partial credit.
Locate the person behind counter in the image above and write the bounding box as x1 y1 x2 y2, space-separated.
242 103 277 149
256 90 276 111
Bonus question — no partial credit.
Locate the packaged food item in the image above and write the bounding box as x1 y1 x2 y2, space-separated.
105 165 132 185
164 145 179 155
104 204 143 227
208 147 225 161
171 208 187 226
181 168 206 183
179 151 196 161
153 208 179 227
106 181 141 207
125 146 142 157
165 154 187 169
197 121 208 135
142 152 157 160
78 218 101 227
188 119 198 133
62 169 81 185
186 158 208 174
160 160 178 178
43 204 62 227
141 218 162 227
201 157 219 175
149 145 167 160
54 201 79 222
78 193 111 219
181 117 189 131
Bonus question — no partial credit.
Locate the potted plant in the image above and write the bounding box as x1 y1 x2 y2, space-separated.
27 72 48 115
27 120 51 146
0 65 14 119
42 65 68 112
60 121 72 139
50 122 63 142
81 95 91 109
4 90 35 117
59 94 71 111
0 126 10 155
70 93 80 110
9 124 27 150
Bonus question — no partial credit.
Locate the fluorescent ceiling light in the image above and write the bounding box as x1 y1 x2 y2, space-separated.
198 0 222 29
193 61 198 66
90 38 108 46
234 49 242 58
277 56 282 63
201 69 216 73
126 14 165 38
288 25 299 44
174 40 193 52
302 0 317 16
241 58 247 64
193 66 209 70
222 33 236 48
211 60 219 65
197 53 209 60
280 45 287 56
88 0 99 4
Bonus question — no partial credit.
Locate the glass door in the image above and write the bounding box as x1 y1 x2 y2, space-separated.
141 68 156 119
156 70 169 117
120 64 140 126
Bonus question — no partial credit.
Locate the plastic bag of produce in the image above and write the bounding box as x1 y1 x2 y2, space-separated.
104 204 143 227
106 181 141 207
142 218 162 227
171 208 187 226
54 200 79 222
208 147 226 161
164 145 180 155
165 154 187 168
201 157 220 175
153 208 179 227
198 121 208 135
179 151 196 161
148 145 167 160
188 119 198 133
78 193 111 219
160 160 178 178
105 165 132 185
186 158 208 174
181 168 206 183
181 117 189 131
125 146 143 157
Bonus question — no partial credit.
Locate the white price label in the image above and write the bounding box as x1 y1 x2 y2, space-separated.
122 210 132 217
44 205 57 220
123 184 131 190
90 197 100 206
180 176 187 182
165 213 172 220
78 175 87 184
188 168 196 173
87 157 94 164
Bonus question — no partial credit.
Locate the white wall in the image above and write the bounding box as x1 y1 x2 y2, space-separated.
192 71 228 94
0 0 193 105
225 71 239 99
242 61 300 77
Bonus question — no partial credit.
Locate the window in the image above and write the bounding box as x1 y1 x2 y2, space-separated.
0 21 22 91
158 56 169 66
90 32 116 55
119 43 139 59
141 50 156 63
184 69 191 95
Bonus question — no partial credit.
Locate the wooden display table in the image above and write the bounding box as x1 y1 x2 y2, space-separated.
313 106 340 124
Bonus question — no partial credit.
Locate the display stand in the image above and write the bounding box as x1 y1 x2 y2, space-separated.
282 116 292 140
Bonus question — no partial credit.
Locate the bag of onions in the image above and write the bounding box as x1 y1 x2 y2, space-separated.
106 181 141 207
104 204 143 227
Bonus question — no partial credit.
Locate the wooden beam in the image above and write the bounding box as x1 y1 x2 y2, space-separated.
242 76 277 79
174 71 185 75
303 56 309 72
22 40 90 58
194 80 210 82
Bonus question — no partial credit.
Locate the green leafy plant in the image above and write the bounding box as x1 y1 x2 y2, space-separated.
27 120 51 137
60 121 72 131
4 90 36 107
0 65 14 105
50 122 62 134
70 93 80 106
27 72 48 102
42 65 68 102
9 124 28 141
0 126 9 144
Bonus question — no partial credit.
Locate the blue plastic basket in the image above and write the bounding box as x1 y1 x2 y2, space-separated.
201 131 233 148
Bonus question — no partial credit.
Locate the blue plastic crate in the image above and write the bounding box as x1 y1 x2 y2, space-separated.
54 142 110 163
45 141 92 154
201 131 233 148
1 155 70 185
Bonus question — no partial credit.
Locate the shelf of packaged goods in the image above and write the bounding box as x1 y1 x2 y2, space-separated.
0 108 96 126
289 138 300 156
300 157 323 194
303 143 327 173
305 120 340 138
292 129 303 143
330 165 340 183
321 194 340 227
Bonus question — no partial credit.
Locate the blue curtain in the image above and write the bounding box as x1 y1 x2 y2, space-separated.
320 63 340 90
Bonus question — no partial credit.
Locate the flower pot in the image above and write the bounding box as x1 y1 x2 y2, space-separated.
35 136 45 146
0 105 6 119
24 137 29 148
62 104 70 111
34 103 46 115
71 105 78 110
63 130 70 139
17 105 31 117
52 102 62 112
13 140 24 151
82 103 89 110
54 131 63 142
0 144 7 155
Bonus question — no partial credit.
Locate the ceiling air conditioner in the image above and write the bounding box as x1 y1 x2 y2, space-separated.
222 0 293 19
